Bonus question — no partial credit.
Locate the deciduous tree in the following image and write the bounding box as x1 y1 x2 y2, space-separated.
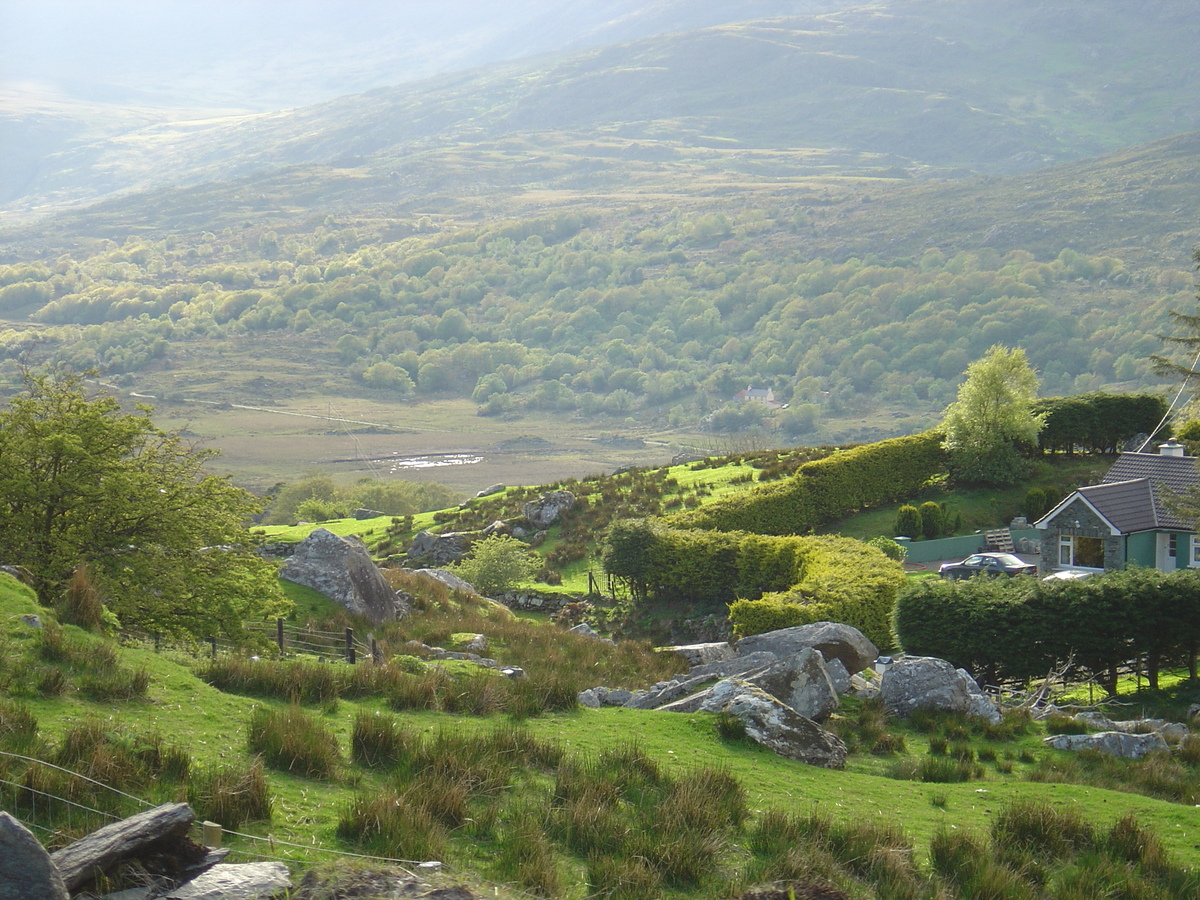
941 345 1045 485
0 370 289 638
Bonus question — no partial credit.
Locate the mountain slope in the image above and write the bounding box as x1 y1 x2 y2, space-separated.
5 0 1199 218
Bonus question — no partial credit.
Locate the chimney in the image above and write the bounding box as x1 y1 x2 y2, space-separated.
1159 441 1185 457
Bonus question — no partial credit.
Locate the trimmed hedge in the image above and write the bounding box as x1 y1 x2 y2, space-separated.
895 567 1200 692
1033 392 1169 455
603 521 902 648
670 431 946 535
728 536 904 648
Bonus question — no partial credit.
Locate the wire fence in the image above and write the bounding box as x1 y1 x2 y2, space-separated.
0 748 553 898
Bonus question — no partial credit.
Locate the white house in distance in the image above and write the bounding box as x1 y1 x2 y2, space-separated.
1034 442 1200 575
733 385 783 410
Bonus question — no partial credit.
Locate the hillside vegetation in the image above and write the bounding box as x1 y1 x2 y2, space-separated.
6 570 1200 899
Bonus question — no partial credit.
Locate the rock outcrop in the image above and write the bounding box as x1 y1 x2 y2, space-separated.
163 862 292 899
881 656 1001 724
740 648 840 722
405 530 472 566
1043 731 1169 759
0 811 68 900
50 803 198 893
699 680 847 768
280 528 410 624
522 490 576 528
735 622 879 675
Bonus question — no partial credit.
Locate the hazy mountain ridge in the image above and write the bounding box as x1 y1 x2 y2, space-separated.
4 0 1198 220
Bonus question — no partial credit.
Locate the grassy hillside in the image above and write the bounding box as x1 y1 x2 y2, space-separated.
4 570 1200 898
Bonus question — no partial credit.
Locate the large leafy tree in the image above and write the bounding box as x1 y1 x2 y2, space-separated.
941 345 1045 485
0 371 289 638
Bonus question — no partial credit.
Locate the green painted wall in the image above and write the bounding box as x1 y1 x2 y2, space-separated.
1126 532 1157 568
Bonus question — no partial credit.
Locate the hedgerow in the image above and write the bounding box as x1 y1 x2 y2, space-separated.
728 536 905 647
670 431 947 535
603 521 902 646
894 567 1200 691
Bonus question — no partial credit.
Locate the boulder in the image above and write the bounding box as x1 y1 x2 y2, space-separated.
826 658 851 694
476 483 506 498
523 490 576 528
881 657 1002 724
481 520 512 537
663 642 735 667
699 680 847 768
410 568 477 594
1043 731 1169 759
0 811 68 900
1075 713 1189 744
688 651 779 682
352 508 385 520
164 862 292 899
280 529 410 624
51 803 196 893
735 622 878 674
577 689 601 709
742 648 840 722
405 530 471 566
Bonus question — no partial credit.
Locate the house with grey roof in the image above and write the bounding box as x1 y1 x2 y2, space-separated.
1033 442 1200 574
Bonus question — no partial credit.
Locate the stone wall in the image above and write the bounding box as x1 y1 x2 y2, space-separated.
1038 497 1123 573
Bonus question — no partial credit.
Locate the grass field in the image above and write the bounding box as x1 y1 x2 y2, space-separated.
5 572 1200 898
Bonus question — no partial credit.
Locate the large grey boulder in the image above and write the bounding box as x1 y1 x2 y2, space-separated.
687 650 778 682
881 657 1002 724
742 647 840 722
1074 713 1189 745
0 811 68 900
410 568 477 594
405 530 471 566
1043 731 1169 759
281 528 410 624
165 862 292 899
735 622 879 674
664 642 735 667
700 680 847 768
523 490 576 528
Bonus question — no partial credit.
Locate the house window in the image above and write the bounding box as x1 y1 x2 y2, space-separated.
1060 534 1104 568
1169 534 1179 559
1191 536 1200 568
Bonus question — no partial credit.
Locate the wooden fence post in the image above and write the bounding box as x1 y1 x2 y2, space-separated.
208 636 217 659
345 627 355 665
276 618 285 654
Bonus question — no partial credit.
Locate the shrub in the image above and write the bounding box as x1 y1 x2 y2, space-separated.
866 535 907 562
449 534 540 596
894 505 923 539
918 501 943 539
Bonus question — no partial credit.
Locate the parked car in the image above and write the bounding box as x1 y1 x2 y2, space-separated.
938 552 1038 579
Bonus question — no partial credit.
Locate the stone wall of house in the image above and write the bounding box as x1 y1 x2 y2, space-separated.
1038 498 1124 573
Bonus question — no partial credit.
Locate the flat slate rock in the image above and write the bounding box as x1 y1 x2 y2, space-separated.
51 802 195 892
0 811 68 900
165 862 291 899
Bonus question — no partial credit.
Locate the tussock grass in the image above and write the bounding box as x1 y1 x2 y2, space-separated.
188 758 272 828
246 705 341 779
1027 748 1200 805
